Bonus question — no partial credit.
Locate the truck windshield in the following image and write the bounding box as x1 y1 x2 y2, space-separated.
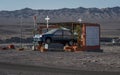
45 29 58 34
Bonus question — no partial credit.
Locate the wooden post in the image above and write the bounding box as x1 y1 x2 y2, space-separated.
76 24 82 49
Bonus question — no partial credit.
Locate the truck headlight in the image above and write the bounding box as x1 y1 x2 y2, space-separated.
40 35 42 37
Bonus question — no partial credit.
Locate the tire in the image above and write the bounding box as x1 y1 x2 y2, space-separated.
45 38 51 44
68 40 74 46
38 41 43 44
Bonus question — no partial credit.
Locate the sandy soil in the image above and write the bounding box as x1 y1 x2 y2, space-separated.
0 45 120 75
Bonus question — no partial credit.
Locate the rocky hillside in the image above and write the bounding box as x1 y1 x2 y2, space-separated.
0 7 120 24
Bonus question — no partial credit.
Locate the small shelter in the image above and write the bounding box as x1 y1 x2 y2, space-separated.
37 22 102 52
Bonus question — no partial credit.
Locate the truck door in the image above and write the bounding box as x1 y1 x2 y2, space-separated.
53 30 63 42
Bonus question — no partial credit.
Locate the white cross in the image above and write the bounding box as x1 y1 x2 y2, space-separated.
45 16 50 28
78 18 82 23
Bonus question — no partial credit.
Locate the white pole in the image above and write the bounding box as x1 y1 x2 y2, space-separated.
47 19 48 28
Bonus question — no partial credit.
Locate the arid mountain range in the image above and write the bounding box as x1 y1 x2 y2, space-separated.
0 7 120 24
0 7 120 39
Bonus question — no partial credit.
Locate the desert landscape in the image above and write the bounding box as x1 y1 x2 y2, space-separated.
0 7 120 40
0 6 120 75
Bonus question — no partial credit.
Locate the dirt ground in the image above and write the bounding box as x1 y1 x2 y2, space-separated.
0 45 120 75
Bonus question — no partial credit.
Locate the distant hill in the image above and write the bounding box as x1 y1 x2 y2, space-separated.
0 7 120 24
0 7 120 38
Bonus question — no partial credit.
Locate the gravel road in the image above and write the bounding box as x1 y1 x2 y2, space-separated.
0 62 119 75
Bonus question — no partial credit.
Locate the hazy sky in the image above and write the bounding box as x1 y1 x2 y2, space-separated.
0 0 120 11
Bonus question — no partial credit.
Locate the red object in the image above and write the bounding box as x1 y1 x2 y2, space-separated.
33 16 37 21
8 45 15 49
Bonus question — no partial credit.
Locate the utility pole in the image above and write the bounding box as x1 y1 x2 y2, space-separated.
20 16 23 49
33 15 37 50
33 16 37 36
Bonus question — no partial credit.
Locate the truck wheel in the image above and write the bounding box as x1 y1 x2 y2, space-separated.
45 38 51 44
68 40 74 46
